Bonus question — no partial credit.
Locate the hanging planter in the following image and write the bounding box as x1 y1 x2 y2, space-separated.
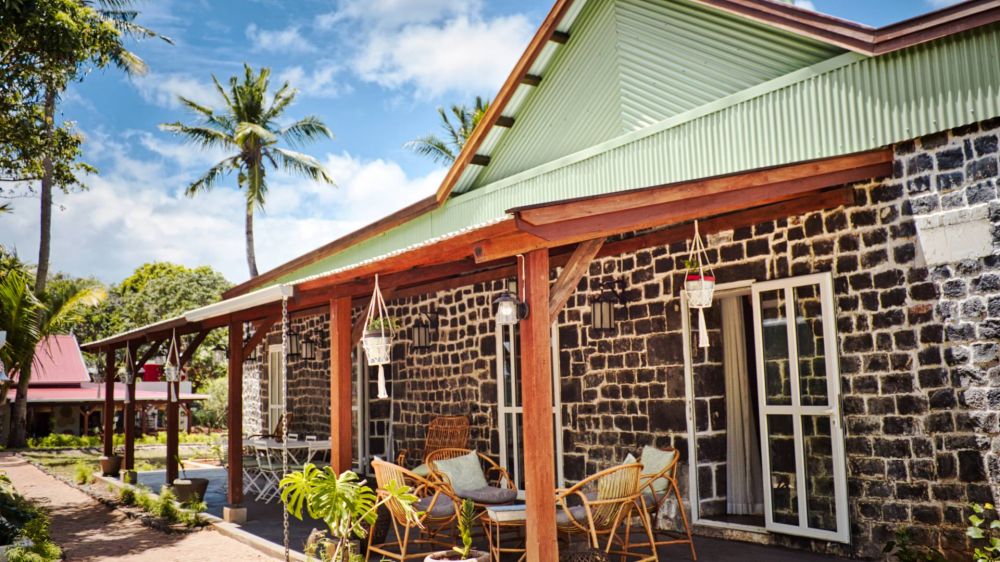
362 275 396 399
680 220 716 348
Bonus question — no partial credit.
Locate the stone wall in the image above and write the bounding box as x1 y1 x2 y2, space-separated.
254 119 1000 560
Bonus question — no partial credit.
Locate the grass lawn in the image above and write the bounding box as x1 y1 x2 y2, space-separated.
21 444 219 480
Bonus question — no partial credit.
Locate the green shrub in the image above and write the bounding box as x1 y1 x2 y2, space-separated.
968 502 1000 562
882 527 945 562
134 487 154 512
27 432 218 450
72 462 93 485
118 486 136 506
179 500 207 528
153 487 179 523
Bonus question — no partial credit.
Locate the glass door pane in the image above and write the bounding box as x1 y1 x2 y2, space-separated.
752 273 849 543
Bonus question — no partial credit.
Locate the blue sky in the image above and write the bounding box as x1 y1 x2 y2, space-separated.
0 0 957 284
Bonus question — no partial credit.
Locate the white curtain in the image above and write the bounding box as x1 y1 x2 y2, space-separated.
722 296 764 515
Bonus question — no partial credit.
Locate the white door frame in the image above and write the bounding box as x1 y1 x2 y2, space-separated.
267 344 284 435
681 280 764 534
751 272 849 543
495 322 565 489
354 348 368 474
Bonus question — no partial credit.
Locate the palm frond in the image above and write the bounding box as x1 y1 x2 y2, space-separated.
108 47 148 76
234 122 277 146
263 82 296 123
272 148 334 185
185 157 238 196
41 285 107 334
404 135 455 164
279 116 332 148
160 123 234 150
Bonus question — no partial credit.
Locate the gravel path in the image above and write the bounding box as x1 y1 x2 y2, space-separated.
0 454 277 561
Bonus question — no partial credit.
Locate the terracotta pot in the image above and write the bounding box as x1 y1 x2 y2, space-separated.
172 478 209 503
423 551 489 562
99 455 122 477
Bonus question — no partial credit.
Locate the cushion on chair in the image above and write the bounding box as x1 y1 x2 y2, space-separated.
412 463 431 477
556 505 588 526
433 452 489 492
414 494 457 518
458 486 518 504
640 446 676 495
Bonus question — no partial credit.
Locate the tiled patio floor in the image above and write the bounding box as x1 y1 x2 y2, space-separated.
131 468 853 561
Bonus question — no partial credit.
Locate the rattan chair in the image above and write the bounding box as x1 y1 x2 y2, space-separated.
426 448 517 510
396 416 470 471
367 459 460 562
556 463 658 561
633 447 696 560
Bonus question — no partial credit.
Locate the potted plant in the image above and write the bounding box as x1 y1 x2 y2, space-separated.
361 316 398 366
99 447 123 477
171 454 209 504
280 463 419 562
682 258 715 308
424 499 488 562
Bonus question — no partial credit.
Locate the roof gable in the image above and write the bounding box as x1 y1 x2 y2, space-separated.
31 335 89 385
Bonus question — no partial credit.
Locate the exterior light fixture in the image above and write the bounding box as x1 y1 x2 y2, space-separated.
287 328 302 360
494 255 529 326
213 344 228 364
163 364 179 383
411 314 435 351
301 334 316 361
591 279 627 332
119 366 135 386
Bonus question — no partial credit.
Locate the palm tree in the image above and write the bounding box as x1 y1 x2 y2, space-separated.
162 65 335 278
406 96 490 164
34 0 170 296
0 252 106 447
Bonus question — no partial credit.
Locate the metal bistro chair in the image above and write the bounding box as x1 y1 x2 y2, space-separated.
396 416 470 476
253 441 282 503
367 459 460 562
631 447 696 560
556 463 658 561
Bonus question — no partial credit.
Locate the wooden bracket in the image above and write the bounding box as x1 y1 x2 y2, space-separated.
243 315 279 358
134 340 165 374
549 238 604 318
178 331 209 369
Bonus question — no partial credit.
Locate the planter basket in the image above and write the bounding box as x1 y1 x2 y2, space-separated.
362 274 394 399
680 220 716 348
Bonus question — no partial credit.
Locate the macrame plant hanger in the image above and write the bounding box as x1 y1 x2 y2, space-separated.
165 329 180 403
122 346 134 403
363 274 394 399
681 220 716 348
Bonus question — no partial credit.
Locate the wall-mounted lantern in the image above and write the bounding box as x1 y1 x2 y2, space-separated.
411 313 436 351
287 328 302 360
591 279 628 332
494 256 529 326
301 334 317 361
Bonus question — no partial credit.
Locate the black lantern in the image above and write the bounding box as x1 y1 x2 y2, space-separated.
411 314 435 351
302 335 317 361
288 328 302 360
591 279 627 332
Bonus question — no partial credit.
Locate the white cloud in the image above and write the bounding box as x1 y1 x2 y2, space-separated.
353 15 533 99
0 132 443 284
318 0 481 29
277 64 345 98
246 23 316 54
131 72 217 109
792 0 816 11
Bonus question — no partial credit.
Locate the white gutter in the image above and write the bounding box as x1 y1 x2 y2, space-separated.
185 284 294 322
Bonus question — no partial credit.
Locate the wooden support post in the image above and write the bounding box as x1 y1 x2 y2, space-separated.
519 249 558 562
103 350 115 457
227 322 244 508
330 296 353 473
166 393 179 485
82 406 91 435
124 343 138 472
139 404 147 435
184 403 193 434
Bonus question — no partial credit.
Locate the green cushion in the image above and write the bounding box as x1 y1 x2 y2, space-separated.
412 463 431 477
433 452 488 492
639 446 675 495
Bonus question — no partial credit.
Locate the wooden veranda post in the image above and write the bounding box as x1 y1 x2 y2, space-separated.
226 322 244 509
123 342 138 473
519 249 558 561
330 296 353 474
102 349 115 457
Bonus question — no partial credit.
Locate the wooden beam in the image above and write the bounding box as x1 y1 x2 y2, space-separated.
330 297 353 473
178 331 209 369
474 231 551 264
515 149 892 226
102 350 115 457
242 314 279 358
522 73 542 86
226 321 244 506
470 154 491 167
520 249 558 562
496 115 515 128
550 30 570 43
549 238 604 318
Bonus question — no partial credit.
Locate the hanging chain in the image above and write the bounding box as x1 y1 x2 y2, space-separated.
281 296 290 562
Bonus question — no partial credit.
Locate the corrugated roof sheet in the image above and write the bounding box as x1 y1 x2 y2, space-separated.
31 335 89 385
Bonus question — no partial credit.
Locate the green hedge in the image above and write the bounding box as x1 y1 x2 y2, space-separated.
27 432 219 450
0 473 61 561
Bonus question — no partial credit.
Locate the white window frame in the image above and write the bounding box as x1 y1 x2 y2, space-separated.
495 322 565 490
267 344 284 435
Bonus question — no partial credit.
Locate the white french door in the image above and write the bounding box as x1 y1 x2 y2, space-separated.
751 272 849 543
267 345 285 435
495 322 564 489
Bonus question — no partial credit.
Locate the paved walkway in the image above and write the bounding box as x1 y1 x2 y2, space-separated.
0 455 277 561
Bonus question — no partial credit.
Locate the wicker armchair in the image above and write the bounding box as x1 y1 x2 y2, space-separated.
426 448 517 510
367 459 460 562
556 463 658 561
396 416 469 472
633 446 696 560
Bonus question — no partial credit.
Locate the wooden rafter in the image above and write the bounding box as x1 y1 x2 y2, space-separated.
178 331 209 368
549 238 604 318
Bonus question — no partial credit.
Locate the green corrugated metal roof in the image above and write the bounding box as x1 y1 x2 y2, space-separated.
274 19 1000 287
